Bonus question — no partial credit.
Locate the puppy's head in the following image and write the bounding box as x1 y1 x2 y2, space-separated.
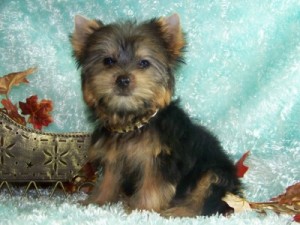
71 14 185 124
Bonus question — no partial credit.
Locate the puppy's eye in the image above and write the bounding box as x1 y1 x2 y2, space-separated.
103 57 116 66
138 59 150 69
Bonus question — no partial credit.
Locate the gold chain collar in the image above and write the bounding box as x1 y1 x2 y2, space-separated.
104 109 159 134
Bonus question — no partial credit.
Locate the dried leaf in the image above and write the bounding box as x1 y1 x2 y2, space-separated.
64 162 97 194
0 67 37 96
222 193 252 213
79 162 97 182
235 151 250 178
270 182 300 204
63 182 77 194
249 182 300 217
1 98 26 126
250 200 300 215
19 95 53 130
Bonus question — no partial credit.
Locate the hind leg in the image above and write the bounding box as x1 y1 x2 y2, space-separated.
161 171 220 218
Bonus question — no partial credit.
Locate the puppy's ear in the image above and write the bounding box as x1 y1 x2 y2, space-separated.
158 14 185 59
71 15 102 60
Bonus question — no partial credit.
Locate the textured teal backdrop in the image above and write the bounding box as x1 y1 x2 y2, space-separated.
1 0 300 204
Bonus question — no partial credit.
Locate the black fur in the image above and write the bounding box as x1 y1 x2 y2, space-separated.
91 100 241 216
154 101 241 215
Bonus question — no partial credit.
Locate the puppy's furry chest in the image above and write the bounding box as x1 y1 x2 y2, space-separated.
92 128 167 170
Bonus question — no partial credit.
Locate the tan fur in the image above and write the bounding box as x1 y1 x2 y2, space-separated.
75 16 175 127
72 15 101 59
162 171 218 217
157 14 185 60
82 66 172 130
186 171 218 207
85 166 120 205
125 132 175 211
87 128 176 212
130 174 175 211
82 82 97 107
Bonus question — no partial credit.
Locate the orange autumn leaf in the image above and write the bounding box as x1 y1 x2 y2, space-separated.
19 95 53 130
1 98 26 126
0 67 37 97
235 151 250 178
270 182 300 204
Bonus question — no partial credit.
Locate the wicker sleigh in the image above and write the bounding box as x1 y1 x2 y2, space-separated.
0 111 92 196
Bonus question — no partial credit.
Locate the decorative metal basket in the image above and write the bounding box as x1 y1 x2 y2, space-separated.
0 111 91 196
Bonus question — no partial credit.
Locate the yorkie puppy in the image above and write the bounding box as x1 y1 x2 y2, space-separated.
71 14 241 217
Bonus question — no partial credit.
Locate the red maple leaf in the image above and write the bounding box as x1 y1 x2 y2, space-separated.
235 151 250 178
19 95 53 130
1 98 26 126
294 214 300 223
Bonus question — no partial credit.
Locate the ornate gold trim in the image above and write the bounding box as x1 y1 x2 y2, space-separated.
0 111 91 183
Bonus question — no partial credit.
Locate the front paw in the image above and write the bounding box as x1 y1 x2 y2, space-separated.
161 207 198 218
78 198 95 206
78 195 108 206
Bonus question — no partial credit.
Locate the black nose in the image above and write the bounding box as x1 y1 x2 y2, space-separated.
116 75 130 88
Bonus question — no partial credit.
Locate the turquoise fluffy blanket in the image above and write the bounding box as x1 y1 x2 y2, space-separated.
0 0 300 224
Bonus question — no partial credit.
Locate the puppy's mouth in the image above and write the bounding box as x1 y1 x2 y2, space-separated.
115 88 132 96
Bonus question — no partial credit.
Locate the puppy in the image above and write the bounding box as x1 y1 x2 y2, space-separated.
71 13 241 217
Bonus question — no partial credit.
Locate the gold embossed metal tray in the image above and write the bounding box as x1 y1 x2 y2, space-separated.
0 111 92 196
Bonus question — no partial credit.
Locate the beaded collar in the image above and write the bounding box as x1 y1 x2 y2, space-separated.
104 109 159 133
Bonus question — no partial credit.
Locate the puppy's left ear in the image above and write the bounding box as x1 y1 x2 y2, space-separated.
71 15 102 60
158 14 185 59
